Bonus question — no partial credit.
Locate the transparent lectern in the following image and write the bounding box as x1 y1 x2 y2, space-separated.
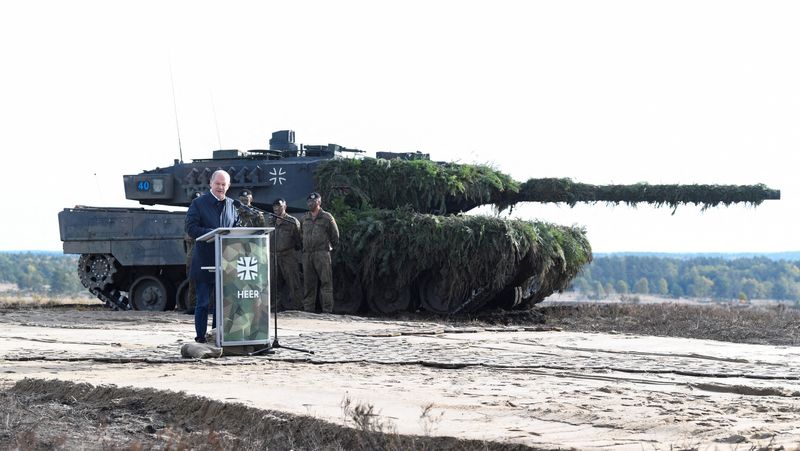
197 227 274 348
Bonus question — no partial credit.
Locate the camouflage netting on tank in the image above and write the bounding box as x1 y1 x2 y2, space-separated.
498 178 780 212
315 159 593 312
315 158 517 213
312 158 775 313
315 159 779 214
331 208 591 313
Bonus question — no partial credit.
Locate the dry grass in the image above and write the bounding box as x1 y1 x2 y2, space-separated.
0 293 96 309
471 302 800 346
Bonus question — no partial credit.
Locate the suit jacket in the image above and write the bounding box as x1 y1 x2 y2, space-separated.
185 193 240 283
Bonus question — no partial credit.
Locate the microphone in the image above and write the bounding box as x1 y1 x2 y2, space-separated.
267 211 294 223
234 199 291 224
233 199 259 215
233 200 270 232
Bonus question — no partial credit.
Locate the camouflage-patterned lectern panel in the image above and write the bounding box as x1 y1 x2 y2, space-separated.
219 235 270 346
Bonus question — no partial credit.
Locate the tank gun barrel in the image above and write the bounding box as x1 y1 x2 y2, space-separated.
497 178 781 211
337 146 365 154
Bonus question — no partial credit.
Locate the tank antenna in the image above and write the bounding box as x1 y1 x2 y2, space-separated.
93 172 104 205
169 61 184 163
210 90 222 149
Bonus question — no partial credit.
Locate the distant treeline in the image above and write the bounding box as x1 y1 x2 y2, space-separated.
570 256 800 302
594 251 800 261
0 252 82 295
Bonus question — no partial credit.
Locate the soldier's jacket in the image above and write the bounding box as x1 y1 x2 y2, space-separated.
267 213 302 253
183 233 195 267
301 209 339 253
237 207 266 228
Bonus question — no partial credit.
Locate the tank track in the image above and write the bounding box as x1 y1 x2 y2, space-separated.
77 254 131 310
88 287 131 311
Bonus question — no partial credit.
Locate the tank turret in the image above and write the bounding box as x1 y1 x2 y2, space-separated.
59 130 780 313
122 130 356 213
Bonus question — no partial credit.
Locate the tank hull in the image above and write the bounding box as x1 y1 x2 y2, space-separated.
58 207 187 311
59 205 591 314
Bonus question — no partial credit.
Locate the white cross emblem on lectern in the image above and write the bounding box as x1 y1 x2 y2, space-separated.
236 256 259 281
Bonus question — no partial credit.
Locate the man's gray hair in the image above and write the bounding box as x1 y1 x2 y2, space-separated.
210 169 231 185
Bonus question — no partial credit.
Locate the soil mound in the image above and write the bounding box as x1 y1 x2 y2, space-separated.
2 378 539 451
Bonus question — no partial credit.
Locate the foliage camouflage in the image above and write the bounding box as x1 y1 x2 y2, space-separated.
329 207 591 313
316 158 779 214
314 158 778 313
317 159 593 313
316 157 516 214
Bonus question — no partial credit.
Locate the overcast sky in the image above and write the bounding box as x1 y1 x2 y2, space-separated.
1 1 797 253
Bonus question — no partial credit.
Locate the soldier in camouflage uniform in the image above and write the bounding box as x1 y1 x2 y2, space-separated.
267 198 304 310
301 192 339 313
236 189 266 227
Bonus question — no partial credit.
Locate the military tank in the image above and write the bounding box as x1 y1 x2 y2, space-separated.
58 130 780 314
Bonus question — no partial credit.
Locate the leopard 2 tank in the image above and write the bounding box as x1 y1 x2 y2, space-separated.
58 130 780 313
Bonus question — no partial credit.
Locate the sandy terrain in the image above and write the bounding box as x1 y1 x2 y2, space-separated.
1 307 798 449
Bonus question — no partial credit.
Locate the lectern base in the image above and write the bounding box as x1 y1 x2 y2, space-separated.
246 346 275 356
223 344 272 356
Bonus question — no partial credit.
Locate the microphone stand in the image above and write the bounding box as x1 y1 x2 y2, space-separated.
250 206 314 356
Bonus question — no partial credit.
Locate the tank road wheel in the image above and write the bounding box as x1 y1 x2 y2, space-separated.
417 274 452 314
129 276 171 311
417 272 497 314
77 254 118 291
334 284 363 314
333 271 363 314
366 285 411 314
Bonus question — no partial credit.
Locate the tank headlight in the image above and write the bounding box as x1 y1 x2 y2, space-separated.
152 178 164 194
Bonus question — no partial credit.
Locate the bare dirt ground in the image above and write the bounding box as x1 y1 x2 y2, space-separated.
1 301 799 450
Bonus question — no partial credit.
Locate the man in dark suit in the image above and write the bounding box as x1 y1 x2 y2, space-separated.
185 170 240 343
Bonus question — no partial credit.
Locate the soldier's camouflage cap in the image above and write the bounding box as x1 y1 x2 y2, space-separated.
273 198 286 206
307 192 321 201
239 189 252 197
